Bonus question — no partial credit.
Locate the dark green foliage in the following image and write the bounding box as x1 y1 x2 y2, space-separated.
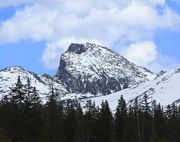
139 94 153 142
115 95 127 142
9 76 25 104
0 77 42 142
83 100 99 142
0 77 179 142
153 103 166 140
40 86 63 142
165 103 180 142
96 100 113 142
126 105 137 142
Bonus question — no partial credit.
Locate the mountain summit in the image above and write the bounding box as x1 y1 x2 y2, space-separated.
1 42 180 106
56 42 156 95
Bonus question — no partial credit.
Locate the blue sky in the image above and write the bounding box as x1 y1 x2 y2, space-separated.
0 0 180 75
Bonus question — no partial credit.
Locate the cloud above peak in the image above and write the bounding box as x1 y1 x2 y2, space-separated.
0 0 179 70
122 41 158 67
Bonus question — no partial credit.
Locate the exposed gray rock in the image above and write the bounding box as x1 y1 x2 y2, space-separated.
56 43 155 95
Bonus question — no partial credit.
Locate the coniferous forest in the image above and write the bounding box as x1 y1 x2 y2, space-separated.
0 77 179 142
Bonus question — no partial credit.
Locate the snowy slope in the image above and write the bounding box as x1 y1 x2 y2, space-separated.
0 42 156 99
61 68 180 111
57 42 156 95
0 66 67 99
1 43 179 109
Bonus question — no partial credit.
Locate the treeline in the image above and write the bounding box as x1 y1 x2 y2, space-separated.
0 77 179 142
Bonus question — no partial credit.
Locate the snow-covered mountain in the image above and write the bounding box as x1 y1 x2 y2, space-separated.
57 42 155 95
64 67 180 110
0 66 68 99
0 42 179 107
0 42 155 98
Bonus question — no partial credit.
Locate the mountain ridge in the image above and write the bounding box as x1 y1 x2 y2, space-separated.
61 67 180 110
0 42 179 106
56 42 156 95
0 66 68 99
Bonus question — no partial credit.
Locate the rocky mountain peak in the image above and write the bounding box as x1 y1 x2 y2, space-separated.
67 43 88 54
0 42 179 106
1 66 25 72
0 66 68 98
66 42 109 54
57 43 156 95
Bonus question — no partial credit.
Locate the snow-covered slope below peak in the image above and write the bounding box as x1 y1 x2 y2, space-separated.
61 67 180 111
57 42 156 95
0 66 67 98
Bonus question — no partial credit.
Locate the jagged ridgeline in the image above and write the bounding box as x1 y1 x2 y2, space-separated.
1 42 180 106
56 42 155 95
0 42 155 97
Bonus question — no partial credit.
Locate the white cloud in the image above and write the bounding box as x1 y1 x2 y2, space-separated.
0 0 180 70
42 37 102 69
0 5 56 42
122 41 158 66
122 41 180 72
149 0 165 5
147 54 180 72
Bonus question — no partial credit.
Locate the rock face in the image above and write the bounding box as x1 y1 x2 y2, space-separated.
1 42 179 106
56 43 156 95
0 43 156 97
72 67 180 110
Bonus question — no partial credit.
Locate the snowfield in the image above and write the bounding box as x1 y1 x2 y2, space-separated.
61 67 180 111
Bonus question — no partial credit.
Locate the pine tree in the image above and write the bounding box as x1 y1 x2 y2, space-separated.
0 76 26 142
1 78 180 142
96 100 113 142
84 100 99 142
153 103 166 141
126 105 137 142
19 78 42 142
41 85 63 142
9 76 25 104
63 100 78 142
167 103 179 142
133 97 141 142
75 102 84 142
24 78 41 108
115 95 127 142
140 94 153 142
